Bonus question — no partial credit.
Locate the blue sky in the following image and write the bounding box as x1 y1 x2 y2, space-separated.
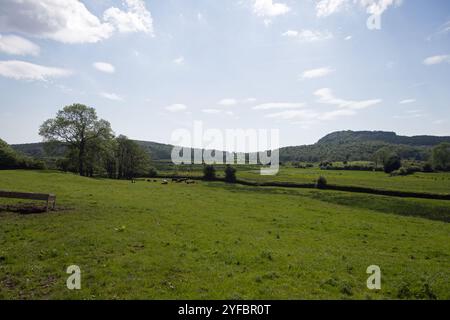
0 0 449 148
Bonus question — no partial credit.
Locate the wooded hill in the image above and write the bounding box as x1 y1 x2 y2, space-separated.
10 130 450 163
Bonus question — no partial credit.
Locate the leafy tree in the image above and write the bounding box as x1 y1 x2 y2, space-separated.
384 154 401 173
0 138 45 170
203 165 216 180
373 146 393 168
224 165 237 183
148 167 158 178
432 142 450 171
116 135 151 179
39 104 113 176
316 176 327 189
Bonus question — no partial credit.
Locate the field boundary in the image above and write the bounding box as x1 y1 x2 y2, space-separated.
155 175 450 201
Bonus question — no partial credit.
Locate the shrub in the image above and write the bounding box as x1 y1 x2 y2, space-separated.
422 163 434 173
203 165 216 180
316 176 328 189
224 165 236 183
148 167 158 178
384 155 401 173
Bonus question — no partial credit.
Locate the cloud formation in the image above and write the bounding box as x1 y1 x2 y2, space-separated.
252 0 290 17
314 88 382 109
301 67 334 79
316 0 403 18
282 29 333 42
218 99 238 106
0 0 153 44
0 34 40 56
93 62 115 74
0 60 71 80
253 102 305 110
423 55 450 65
100 92 124 101
165 104 188 112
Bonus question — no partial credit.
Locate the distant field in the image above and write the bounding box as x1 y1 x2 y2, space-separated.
157 166 450 195
0 170 449 299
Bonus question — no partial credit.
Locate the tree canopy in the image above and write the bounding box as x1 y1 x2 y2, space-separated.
39 104 113 176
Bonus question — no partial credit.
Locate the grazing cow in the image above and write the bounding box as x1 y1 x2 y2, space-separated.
162 179 168 185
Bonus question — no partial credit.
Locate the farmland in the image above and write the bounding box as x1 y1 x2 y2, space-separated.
156 164 450 195
0 170 449 299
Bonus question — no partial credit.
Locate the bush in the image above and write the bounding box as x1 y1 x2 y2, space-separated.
316 176 328 189
224 165 236 183
422 163 434 173
148 167 158 178
384 155 401 173
203 165 216 181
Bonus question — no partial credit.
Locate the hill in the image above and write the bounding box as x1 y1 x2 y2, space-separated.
9 130 450 164
279 131 450 162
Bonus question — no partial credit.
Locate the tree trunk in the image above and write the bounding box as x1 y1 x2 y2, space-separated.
78 142 85 176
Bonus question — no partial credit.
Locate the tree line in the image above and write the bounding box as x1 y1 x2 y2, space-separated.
39 104 154 179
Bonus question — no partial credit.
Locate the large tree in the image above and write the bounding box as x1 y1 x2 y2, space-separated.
116 135 150 179
432 142 450 171
39 104 113 176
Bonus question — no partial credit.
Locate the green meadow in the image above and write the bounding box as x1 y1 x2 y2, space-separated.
158 165 450 194
0 170 449 299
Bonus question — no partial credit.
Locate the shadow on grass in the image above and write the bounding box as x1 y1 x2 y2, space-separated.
0 203 66 215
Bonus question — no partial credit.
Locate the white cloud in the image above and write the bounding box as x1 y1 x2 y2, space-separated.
344 35 352 40
93 62 115 74
314 88 382 110
202 109 221 114
202 109 234 116
399 99 415 104
100 92 123 101
0 34 40 56
316 0 347 17
0 0 114 44
252 0 290 17
265 108 358 122
362 0 404 16
282 30 298 37
316 0 403 18
423 55 450 65
0 0 153 44
282 29 333 42
173 56 185 65
265 109 318 120
301 67 334 79
429 20 450 40
104 0 153 34
244 98 257 103
253 102 305 110
319 109 356 120
165 104 187 112
218 98 238 106
0 60 71 81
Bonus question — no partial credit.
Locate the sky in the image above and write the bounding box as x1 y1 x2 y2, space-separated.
0 0 449 150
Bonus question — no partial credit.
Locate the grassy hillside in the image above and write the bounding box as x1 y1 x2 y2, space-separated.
0 170 448 299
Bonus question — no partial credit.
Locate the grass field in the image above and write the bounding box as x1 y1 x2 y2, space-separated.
0 170 449 299
158 166 450 195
